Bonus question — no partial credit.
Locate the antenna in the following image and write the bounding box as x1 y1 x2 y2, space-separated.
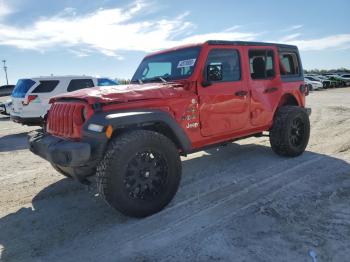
2 60 9 85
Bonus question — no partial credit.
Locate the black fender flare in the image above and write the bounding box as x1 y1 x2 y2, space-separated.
83 109 192 153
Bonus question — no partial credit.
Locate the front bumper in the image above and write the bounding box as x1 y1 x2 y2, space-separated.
314 84 323 89
0 104 7 115
11 115 43 126
28 131 91 167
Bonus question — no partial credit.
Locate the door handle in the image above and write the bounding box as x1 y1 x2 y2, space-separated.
264 87 278 94
235 90 248 97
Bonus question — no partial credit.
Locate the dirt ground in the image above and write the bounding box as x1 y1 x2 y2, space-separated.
0 88 350 262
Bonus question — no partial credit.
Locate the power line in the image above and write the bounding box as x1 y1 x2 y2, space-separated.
2 60 9 85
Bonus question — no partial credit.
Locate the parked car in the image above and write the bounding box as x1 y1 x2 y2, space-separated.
324 74 346 87
304 77 322 90
314 75 334 88
10 76 118 126
29 40 311 218
0 99 12 115
303 79 313 92
339 74 350 86
0 85 15 97
305 75 331 88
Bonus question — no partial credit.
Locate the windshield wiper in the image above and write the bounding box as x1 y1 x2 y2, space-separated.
143 76 169 83
158 76 167 83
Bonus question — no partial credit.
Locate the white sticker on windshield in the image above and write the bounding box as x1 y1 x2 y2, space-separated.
177 59 196 68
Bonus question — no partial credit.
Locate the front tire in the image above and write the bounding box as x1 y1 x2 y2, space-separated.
51 163 72 178
270 106 310 157
96 130 182 218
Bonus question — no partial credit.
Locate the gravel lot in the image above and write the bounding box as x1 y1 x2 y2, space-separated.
1 88 350 262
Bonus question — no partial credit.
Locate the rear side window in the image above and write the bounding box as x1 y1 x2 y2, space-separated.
32 80 59 93
11 79 36 98
279 52 300 76
205 49 241 82
67 79 94 92
249 50 275 79
97 78 118 86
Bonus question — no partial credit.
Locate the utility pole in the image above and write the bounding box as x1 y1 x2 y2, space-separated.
2 60 9 85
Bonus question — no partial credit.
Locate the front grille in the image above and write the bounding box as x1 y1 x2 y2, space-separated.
47 102 85 139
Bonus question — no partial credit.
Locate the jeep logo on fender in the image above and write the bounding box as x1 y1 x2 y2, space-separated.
186 122 199 129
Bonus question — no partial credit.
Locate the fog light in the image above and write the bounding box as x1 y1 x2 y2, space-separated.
88 124 104 132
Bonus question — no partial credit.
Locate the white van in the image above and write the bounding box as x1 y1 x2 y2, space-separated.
10 76 117 125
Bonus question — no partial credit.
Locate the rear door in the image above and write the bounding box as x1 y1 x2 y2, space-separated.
198 47 250 137
247 47 281 127
278 47 305 104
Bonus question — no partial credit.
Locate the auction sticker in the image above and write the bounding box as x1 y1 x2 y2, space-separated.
177 59 196 68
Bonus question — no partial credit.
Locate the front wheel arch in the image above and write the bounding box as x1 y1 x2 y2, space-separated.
86 109 192 154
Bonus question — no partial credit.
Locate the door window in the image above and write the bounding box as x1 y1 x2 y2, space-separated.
205 49 241 82
249 50 275 79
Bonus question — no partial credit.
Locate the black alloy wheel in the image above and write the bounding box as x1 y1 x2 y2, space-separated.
124 150 168 200
289 118 305 147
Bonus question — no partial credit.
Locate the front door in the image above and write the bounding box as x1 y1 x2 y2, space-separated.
199 47 250 137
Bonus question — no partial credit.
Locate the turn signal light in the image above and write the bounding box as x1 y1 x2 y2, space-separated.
105 125 113 139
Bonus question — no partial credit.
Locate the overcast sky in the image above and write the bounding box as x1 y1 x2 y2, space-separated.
0 0 349 84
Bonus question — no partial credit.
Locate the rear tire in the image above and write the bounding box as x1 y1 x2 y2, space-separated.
270 106 310 157
96 130 182 218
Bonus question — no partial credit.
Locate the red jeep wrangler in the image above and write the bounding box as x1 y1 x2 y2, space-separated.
28 40 311 217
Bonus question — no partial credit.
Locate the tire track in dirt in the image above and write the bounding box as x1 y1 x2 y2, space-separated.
42 154 322 261
115 155 348 261
169 151 315 210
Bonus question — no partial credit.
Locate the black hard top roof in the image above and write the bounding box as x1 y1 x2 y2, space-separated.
206 40 298 49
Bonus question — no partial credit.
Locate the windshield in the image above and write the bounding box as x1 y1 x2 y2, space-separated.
131 46 201 83
305 77 314 81
11 79 36 98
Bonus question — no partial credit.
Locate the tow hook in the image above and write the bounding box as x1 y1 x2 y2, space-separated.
305 107 312 116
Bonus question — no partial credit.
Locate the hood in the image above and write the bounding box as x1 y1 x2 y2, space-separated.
51 82 193 104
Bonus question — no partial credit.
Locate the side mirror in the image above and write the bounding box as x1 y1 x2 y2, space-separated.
201 64 223 87
207 64 223 81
